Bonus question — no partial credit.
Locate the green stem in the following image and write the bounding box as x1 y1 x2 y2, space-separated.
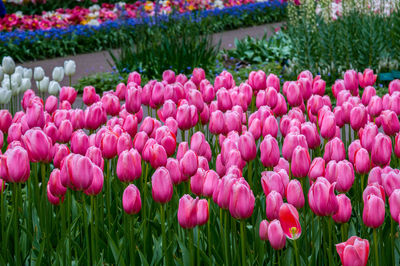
391 219 395 264
82 194 90 265
240 220 246 266
90 197 96 265
106 160 111 229
327 218 333 266
293 239 300 266
207 201 211 259
160 204 168 266
13 183 20 265
224 211 229 266
197 227 200 266
373 228 379 266
189 229 194 266
248 160 253 189
130 215 135 263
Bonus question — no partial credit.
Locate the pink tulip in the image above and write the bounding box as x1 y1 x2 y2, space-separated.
266 191 283 221
45 95 58 114
59 86 77 104
177 195 198 228
0 110 12 133
69 130 88 155
308 177 338 216
336 236 369 266
0 146 30 183
190 168 206 196
382 171 400 197
354 148 370 175
313 79 326 95
122 184 141 214
259 220 269 241
100 130 118 159
361 86 376 106
117 149 142 183
180 150 198 178
350 105 367 131
229 180 255 219
191 68 205 86
344 70 358 95
60 154 94 191
291 146 310 178
148 143 167 169
273 93 287 117
268 220 286 250
266 74 280 92
84 102 107 130
308 157 325 181
261 170 288 197
286 179 304 209
358 69 377 88
389 79 400 95
151 167 173 203
260 135 280 168
363 194 385 228
85 165 104 196
371 133 392 167
367 95 382 118
48 168 67 197
101 94 120 116
301 122 320 149
335 160 355 193
216 88 232 112
262 116 278 139
58 120 73 143
202 170 219 197
380 110 400 136
43 122 59 144
117 132 133 155
332 80 346 99
282 132 308 161
83 86 100 106
279 203 301 240
197 199 209 226
285 82 303 107
47 184 64 205
367 167 383 185
363 183 385 204
332 194 352 223
248 70 266 92
187 89 204 112
323 137 346 162
22 128 52 163
26 102 45 129
298 77 312 101
359 123 378 153
70 109 85 130
85 146 104 170
389 189 400 222
238 132 257 162
127 72 141 86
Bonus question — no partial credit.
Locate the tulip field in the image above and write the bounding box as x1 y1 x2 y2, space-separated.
1 54 400 266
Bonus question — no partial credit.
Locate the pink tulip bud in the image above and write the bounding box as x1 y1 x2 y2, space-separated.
266 191 283 221
70 130 88 155
48 168 67 197
308 177 338 216
60 154 94 191
388 189 400 223
22 128 52 163
367 95 382 117
52 143 70 169
100 130 118 159
85 146 104 170
0 110 12 133
259 220 269 241
197 199 209 226
266 74 280 92
350 105 367 131
116 132 132 155
229 180 254 219
344 70 358 96
0 146 30 183
26 101 45 129
363 194 385 228
291 146 310 178
332 194 352 224
308 157 325 181
273 93 287 117
101 94 120 116
190 168 206 196
191 68 205 86
122 184 141 214
125 87 142 114
187 89 204 113
115 83 127 100
380 110 400 136
85 165 104 196
354 148 370 175
313 79 325 95
358 68 377 88
371 133 392 167
84 102 107 130
117 148 142 183
152 167 173 204
177 194 198 228
58 120 73 143
279 203 301 240
43 122 59 145
286 180 304 209
248 70 266 92
336 236 370 266
261 170 288 197
44 96 58 114
323 137 345 162
382 171 400 197
359 123 378 153
318 111 336 140
335 160 355 193
260 135 280 168
180 150 198 178
300 122 320 149
285 82 303 107
83 86 100 106
47 184 64 205
216 88 232 112
268 220 286 250
148 143 167 169
238 132 257 162
70 109 85 130
282 132 308 161
165 158 182 185
262 116 278 139
202 170 219 197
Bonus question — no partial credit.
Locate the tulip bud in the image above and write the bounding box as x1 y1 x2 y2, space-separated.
259 220 269 241
266 191 283 221
286 180 304 209
336 236 370 266
279 203 301 239
363 194 385 228
64 60 76 76
33 67 44 81
268 220 286 250
371 133 392 167
117 149 142 183
151 167 173 204
85 165 104 196
123 184 141 214
2 56 15 75
308 157 325 181
229 181 255 219
260 135 280 168
291 146 311 178
0 146 30 183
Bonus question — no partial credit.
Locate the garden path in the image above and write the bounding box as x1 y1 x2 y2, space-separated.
19 22 283 88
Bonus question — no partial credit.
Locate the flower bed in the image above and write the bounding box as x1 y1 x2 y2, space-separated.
0 1 286 62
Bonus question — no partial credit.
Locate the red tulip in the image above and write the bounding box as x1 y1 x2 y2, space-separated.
279 203 301 240
363 194 385 228
151 167 173 203
122 184 141 214
336 236 369 266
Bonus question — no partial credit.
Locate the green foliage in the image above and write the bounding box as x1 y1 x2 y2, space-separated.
74 71 129 93
110 15 220 79
285 2 400 83
224 31 292 65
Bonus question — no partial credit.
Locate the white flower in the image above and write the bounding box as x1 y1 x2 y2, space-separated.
20 78 31 93
14 66 24 76
2 56 15 75
34 67 45 81
37 76 50 93
11 73 22 87
64 60 76 76
89 4 101 12
23 68 32 79
0 88 12 104
52 67 64 82
48 81 61 95
87 19 101 26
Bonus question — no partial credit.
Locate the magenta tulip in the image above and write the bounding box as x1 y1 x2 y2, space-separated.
332 194 352 223
259 220 269 241
268 220 286 250
151 167 173 203
0 146 30 183
117 149 142 183
308 177 338 216
336 236 370 266
266 191 283 221
363 194 385 228
371 133 392 167
122 184 142 214
286 180 304 209
291 146 310 178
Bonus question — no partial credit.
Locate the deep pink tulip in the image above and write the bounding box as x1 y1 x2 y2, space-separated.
332 79 346 99
125 87 142 114
367 167 383 185
58 120 73 143
83 86 100 106
248 118 262 140
359 123 378 153
60 154 94 191
115 83 127 100
52 143 70 169
47 184 64 205
43 122 59 144
0 146 30 183
298 77 312 101
285 82 303 107
336 236 369 266
389 79 400 95
363 183 385 204
332 194 352 223
282 132 308 161
26 102 45 129
216 88 232 112
348 140 361 164
122 114 138 138
127 72 141 86
266 191 283 221
323 137 346 162
313 79 326 95
187 89 204 112
162 70 175 84
279 203 301 240
286 180 304 209
350 105 367 131
22 128 52 163
336 160 355 193
308 157 325 181
148 143 167 169
344 70 358 95
389 189 400 222
203 170 219 197
238 132 257 162
70 109 85 130
248 70 266 92
151 167 173 204
84 102 107 130
273 93 287 117
367 95 382 117
85 165 104 196
176 103 197 130
122 184 141 214
69 130 88 155
268 220 286 250
354 148 370 175
308 177 339 216
363 194 385 228
177 194 198 229
301 122 320 149
209 110 224 135
260 135 280 168
371 133 392 167
197 199 209 226
166 158 182 184
100 130 118 159
308 95 324 116
59 86 77 104
380 110 400 136
101 94 120 116
382 171 400 197
190 168 206 196
266 74 280 92
48 168 67 197
361 86 376 106
117 149 142 183
229 180 255 219
262 116 278 139
261 170 288 197
259 220 269 241
132 132 148 154
291 146 310 178
191 68 205 86
117 132 133 155
358 69 377 88
0 110 12 133
180 150 198 178
45 96 58 114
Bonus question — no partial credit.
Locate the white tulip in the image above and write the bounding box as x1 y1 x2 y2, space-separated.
37 76 50 93
48 81 61 95
20 78 31 92
11 73 22 87
23 68 32 79
64 60 76 76
0 67 3 82
0 88 12 104
11 84 20 96
52 67 64 82
2 56 15 75
15 66 24 76
34 67 45 81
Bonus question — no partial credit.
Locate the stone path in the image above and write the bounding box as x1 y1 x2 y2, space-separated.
19 22 283 88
